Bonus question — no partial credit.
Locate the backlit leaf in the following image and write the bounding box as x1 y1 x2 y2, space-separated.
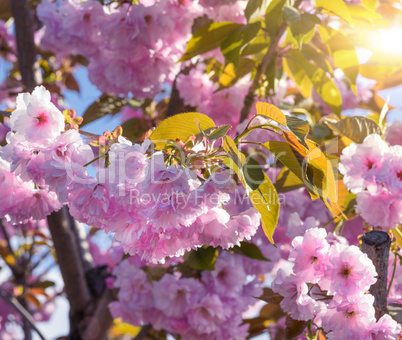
245 0 271 22
150 112 215 150
256 102 287 126
82 94 127 126
180 22 242 61
221 22 261 66
285 50 342 116
316 0 353 23
318 26 359 92
325 116 382 144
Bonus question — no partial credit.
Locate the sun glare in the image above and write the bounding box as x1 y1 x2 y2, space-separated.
371 27 402 57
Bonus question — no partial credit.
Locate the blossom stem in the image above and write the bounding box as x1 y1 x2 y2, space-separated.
79 129 101 139
387 252 397 296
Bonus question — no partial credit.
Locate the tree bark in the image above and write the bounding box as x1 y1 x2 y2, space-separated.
361 230 391 319
10 0 41 89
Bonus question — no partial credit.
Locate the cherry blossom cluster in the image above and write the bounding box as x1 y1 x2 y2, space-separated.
272 227 401 339
339 134 402 229
0 86 260 263
36 0 246 99
109 250 264 339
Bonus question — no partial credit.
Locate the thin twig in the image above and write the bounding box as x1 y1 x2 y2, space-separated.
239 0 303 123
0 288 48 340
79 129 101 140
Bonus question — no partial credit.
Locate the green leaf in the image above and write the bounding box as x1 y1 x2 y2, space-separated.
249 172 280 243
283 50 313 98
285 50 342 116
201 124 232 140
219 58 255 89
82 94 127 126
223 136 280 243
241 26 271 56
285 116 309 149
306 141 342 217
318 25 359 92
242 155 265 191
233 242 270 261
183 246 218 271
255 102 287 126
283 7 320 44
301 44 333 75
345 3 381 22
274 167 305 193
263 141 305 183
120 118 151 142
245 0 271 22
180 22 242 61
325 116 382 144
265 0 286 36
361 0 377 11
315 0 353 23
221 22 261 66
150 112 216 150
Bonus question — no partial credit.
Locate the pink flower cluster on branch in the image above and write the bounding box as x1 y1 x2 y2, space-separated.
110 251 264 339
0 86 260 263
272 227 401 339
339 134 402 229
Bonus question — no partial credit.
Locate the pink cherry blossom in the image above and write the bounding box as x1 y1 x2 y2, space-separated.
339 134 390 193
322 294 376 340
272 268 320 321
289 227 330 283
10 86 65 142
319 243 377 297
369 313 402 340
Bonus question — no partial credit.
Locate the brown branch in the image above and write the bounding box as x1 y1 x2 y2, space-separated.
47 207 92 328
0 288 48 340
361 230 391 319
10 0 41 90
81 289 114 340
239 0 303 123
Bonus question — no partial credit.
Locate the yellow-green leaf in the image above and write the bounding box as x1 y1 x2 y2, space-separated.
316 0 353 23
325 116 382 144
249 173 280 244
283 51 313 98
180 22 242 61
263 141 305 182
285 50 342 116
245 0 271 22
265 0 286 36
255 102 287 126
219 58 255 88
223 136 280 243
150 112 215 150
274 167 305 193
361 0 378 11
318 26 359 93
221 22 261 66
110 319 140 337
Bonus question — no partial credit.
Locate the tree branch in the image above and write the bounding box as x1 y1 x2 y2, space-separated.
10 0 41 90
239 0 302 123
47 207 92 326
81 289 114 340
0 288 48 340
361 230 391 319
